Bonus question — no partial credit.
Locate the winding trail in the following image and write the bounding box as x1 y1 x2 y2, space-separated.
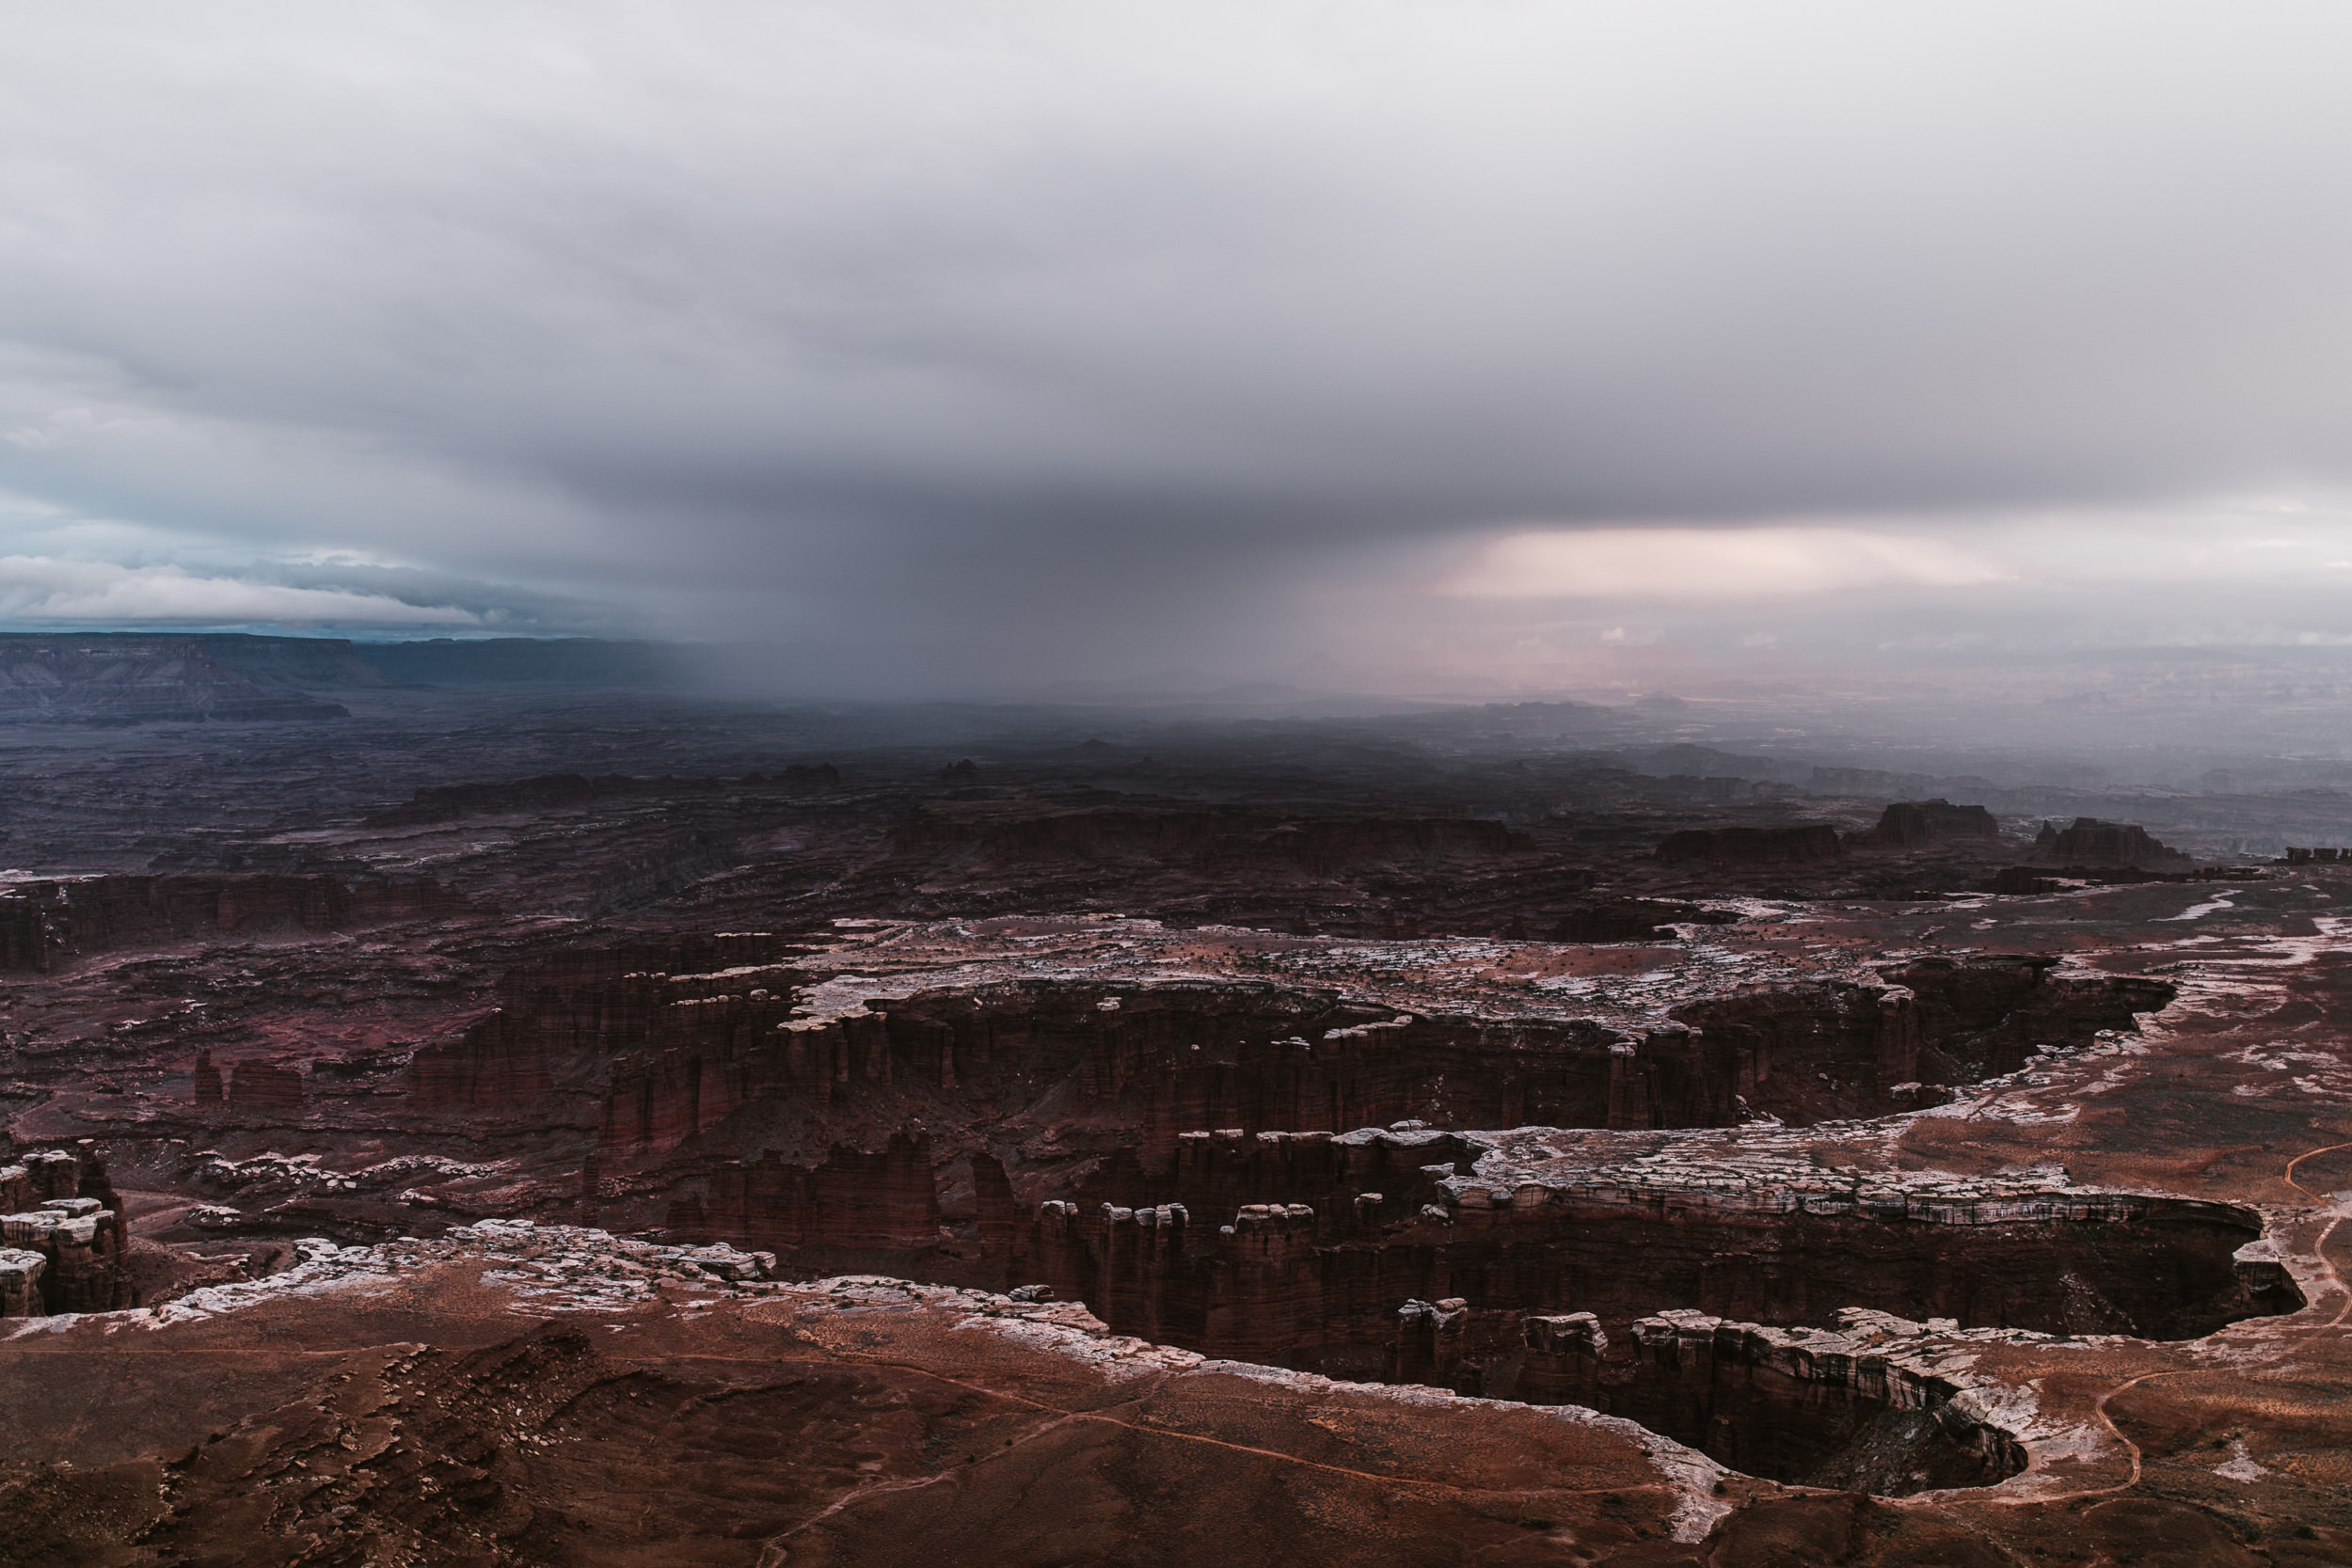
2280 1140 2352 1348
1979 1136 2352 1512
776 1344 1673 1500
738 1338 1687 1562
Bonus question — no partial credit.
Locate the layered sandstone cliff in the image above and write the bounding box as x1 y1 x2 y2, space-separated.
1518 1306 2028 1493
405 934 802 1111
1007 1158 2288 1385
669 1132 944 1253
564 970 2011 1165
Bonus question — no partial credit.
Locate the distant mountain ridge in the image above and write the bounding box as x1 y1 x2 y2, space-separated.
0 633 692 723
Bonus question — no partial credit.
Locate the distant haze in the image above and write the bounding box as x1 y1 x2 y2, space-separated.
3 5 2352 697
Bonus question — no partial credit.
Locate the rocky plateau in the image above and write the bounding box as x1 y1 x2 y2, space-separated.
1 646 2349 1564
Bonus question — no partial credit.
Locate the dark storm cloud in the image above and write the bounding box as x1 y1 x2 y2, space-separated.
1 3 2350 686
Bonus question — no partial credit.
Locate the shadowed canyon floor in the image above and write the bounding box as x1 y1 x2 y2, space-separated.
3 680 2352 1562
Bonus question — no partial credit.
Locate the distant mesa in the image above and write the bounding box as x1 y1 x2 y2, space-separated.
940 758 981 784
0 633 700 726
1653 824 1842 866
1857 799 2001 848
2031 817 2192 871
0 635 347 724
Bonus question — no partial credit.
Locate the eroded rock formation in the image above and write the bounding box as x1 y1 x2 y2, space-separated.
1884 955 2172 1082
427 952 2140 1179
672 1132 944 1253
1518 1307 2028 1494
0 1147 131 1314
405 933 802 1111
1007 1157 2287 1384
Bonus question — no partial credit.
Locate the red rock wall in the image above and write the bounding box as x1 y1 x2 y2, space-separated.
972 1151 1021 1259
1017 1194 2280 1381
580 980 1638 1156
408 934 802 1112
1389 1298 1526 1390
503 968 2060 1159
1582 1314 2025 1492
1882 958 2171 1081
854 986 1630 1149
228 1061 306 1113
596 991 821 1148
689 1133 943 1253
1064 1127 1472 1234
1662 983 1922 1123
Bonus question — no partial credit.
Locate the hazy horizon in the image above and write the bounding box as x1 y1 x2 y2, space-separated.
4 4 2352 705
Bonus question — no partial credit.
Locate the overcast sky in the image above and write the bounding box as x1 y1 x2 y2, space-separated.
3 3 2351 693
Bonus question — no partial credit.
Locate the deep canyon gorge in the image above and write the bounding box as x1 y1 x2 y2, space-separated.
0 644 2348 1565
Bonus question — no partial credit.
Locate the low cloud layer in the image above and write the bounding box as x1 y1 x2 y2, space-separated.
0 557 477 626
1445 529 2010 602
1 5 2349 689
